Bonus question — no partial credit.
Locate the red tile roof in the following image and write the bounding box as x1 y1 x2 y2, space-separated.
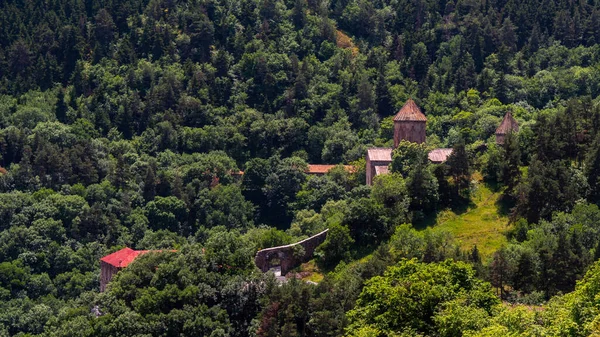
100 247 150 268
428 148 453 163
307 164 356 174
367 148 393 162
496 111 519 135
0 167 6 175
393 99 427 122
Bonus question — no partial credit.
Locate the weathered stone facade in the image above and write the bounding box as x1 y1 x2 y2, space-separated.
365 148 393 186
255 229 329 275
393 120 427 146
100 261 120 292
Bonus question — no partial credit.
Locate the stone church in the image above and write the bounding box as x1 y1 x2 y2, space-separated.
365 99 517 185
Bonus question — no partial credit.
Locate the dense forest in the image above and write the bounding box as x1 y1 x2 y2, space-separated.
2 0 600 336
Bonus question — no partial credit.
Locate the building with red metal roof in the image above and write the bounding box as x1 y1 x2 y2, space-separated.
99 247 175 292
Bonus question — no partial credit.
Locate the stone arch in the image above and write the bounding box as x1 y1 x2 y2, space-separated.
255 229 329 275
264 250 287 269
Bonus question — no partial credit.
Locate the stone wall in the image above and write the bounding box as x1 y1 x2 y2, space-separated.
100 261 120 292
366 159 392 185
394 120 426 147
255 229 329 275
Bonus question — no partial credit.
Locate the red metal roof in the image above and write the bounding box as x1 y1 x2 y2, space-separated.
393 99 427 122
307 164 356 174
100 247 150 268
428 148 453 163
367 148 393 162
495 111 519 135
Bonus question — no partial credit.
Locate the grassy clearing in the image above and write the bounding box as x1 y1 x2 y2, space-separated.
432 179 510 259
298 260 324 283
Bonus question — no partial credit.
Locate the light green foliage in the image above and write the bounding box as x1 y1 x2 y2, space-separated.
391 141 429 177
371 173 409 214
288 209 326 238
316 222 354 268
245 227 293 251
193 184 254 230
347 259 499 336
433 182 508 257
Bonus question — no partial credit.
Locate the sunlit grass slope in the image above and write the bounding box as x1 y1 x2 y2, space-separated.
433 177 509 259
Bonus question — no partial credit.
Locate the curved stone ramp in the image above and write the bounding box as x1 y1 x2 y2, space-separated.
255 229 329 276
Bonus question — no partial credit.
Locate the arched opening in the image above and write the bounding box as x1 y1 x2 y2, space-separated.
265 251 286 277
265 251 284 268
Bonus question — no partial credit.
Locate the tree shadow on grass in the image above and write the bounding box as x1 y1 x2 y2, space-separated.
484 181 513 218
449 195 476 215
412 196 475 230
495 193 514 218
412 211 439 230
484 180 503 193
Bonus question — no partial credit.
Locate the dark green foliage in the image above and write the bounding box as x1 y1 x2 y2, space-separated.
516 157 588 224
501 132 522 196
446 138 472 202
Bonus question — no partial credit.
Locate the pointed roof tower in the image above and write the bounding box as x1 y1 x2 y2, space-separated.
393 99 427 122
495 111 519 135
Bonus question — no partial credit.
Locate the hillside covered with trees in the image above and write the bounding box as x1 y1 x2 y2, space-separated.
2 0 600 336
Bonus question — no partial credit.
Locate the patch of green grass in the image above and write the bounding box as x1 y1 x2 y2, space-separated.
433 180 510 259
298 260 324 283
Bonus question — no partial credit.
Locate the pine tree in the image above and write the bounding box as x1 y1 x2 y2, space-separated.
55 88 68 123
585 134 600 204
490 248 510 299
446 138 471 201
143 165 157 202
501 131 521 200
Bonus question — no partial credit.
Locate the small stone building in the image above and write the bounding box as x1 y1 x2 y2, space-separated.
393 99 427 146
366 99 450 185
495 111 519 145
100 247 150 292
366 148 393 186
306 164 356 175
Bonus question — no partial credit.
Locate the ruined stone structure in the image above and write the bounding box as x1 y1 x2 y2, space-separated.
393 99 427 147
255 229 329 275
495 111 519 145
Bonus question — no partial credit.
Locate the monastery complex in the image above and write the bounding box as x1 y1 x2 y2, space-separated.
99 100 519 290
366 99 519 185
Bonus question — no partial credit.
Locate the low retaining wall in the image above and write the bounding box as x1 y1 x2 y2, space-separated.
255 229 329 275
